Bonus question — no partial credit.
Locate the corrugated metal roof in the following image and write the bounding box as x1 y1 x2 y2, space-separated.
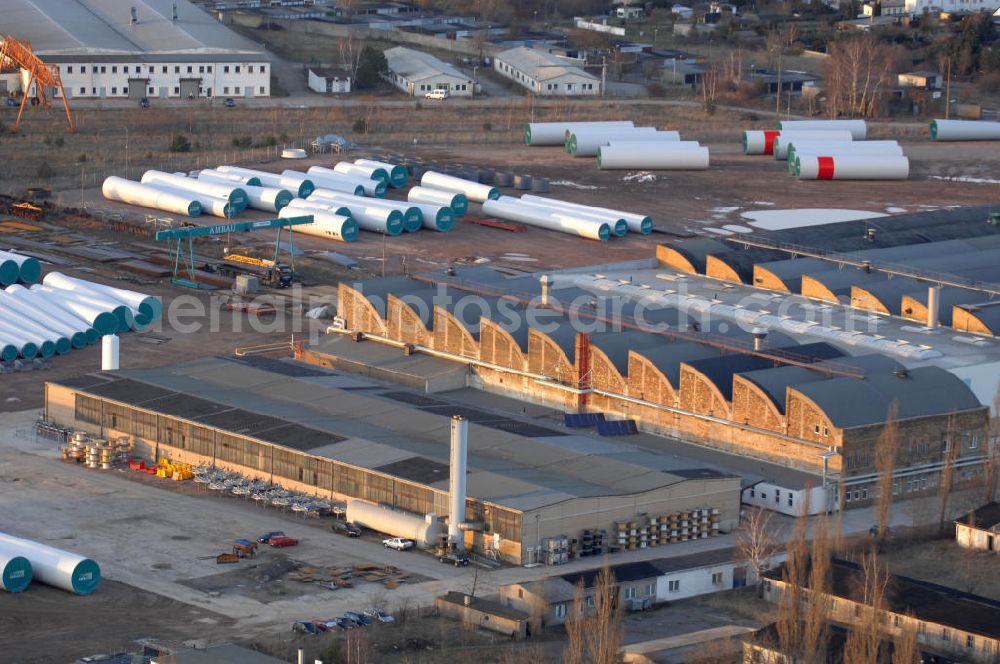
6 0 267 58
385 46 471 83
496 47 598 82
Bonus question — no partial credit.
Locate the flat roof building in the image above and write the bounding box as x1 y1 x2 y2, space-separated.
4 0 270 100
493 47 600 96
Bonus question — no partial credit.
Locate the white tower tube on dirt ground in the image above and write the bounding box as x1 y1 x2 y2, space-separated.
407 186 469 216
0 532 100 595
770 131 855 160
5 285 98 344
102 177 202 218
0 250 41 285
305 193 404 235
930 119 1000 141
795 155 909 180
567 128 680 157
141 170 248 210
277 207 359 243
0 290 88 349
524 120 635 146
421 171 499 202
521 194 652 235
354 159 408 188
196 170 262 187
597 143 710 170
102 334 120 371
482 197 611 241
776 119 867 140
42 273 161 323
315 165 387 197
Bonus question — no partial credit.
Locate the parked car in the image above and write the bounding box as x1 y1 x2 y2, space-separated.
224 97 236 108
337 615 361 629
257 531 285 543
266 534 299 548
332 521 362 537
292 621 322 635
424 88 449 100
438 551 469 567
364 608 395 623
344 611 372 626
4 98 17 107
232 538 257 558
383 537 415 551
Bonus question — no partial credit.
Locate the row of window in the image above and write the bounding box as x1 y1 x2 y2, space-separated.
747 486 795 508
71 86 265 97
64 64 266 75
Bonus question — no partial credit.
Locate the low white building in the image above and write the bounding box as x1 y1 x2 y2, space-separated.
742 480 832 517
956 502 1000 552
6 0 271 101
307 67 352 94
383 46 473 97
493 47 600 96
904 0 999 13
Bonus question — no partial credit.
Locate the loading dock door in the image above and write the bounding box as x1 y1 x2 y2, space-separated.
179 78 200 99
128 79 148 100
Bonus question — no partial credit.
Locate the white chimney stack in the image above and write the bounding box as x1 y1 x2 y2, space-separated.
101 334 120 371
449 415 468 550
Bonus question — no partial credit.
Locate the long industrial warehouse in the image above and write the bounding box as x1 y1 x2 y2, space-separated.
44 357 741 564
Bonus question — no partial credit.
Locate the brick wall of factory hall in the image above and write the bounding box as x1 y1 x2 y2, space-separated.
678 365 732 419
952 307 993 336
850 286 892 315
626 353 678 405
901 295 928 325
799 276 839 303
478 320 528 371
587 347 627 394
753 266 793 292
704 256 743 283
655 245 699 274
731 377 785 433
785 391 839 444
433 307 479 360
387 295 431 347
470 367 580 411
338 284 386 336
527 330 576 385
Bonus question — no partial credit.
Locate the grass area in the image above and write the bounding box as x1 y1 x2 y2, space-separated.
879 538 1000 600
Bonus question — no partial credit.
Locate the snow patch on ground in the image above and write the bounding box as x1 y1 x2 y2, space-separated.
551 180 600 190
501 254 538 262
885 207 908 213
751 201 775 206
704 227 735 235
710 206 741 214
623 172 657 183
741 208 888 231
722 224 753 233
929 175 1000 185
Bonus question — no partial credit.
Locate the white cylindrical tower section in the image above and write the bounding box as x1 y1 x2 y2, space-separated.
102 334 120 371
449 415 469 550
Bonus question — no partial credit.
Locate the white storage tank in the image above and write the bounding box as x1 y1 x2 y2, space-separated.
346 501 446 549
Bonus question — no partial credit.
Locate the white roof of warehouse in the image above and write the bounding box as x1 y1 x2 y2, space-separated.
384 46 471 83
4 0 267 59
496 47 598 82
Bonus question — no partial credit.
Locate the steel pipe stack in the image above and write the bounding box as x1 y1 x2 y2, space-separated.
0 250 41 286
215 166 315 198
410 203 454 232
421 171 499 203
930 119 1000 141
567 128 681 157
0 532 100 595
196 170 262 187
0 288 89 349
482 197 613 241
0 297 70 355
309 192 422 233
277 206 359 243
521 195 652 235
34 284 133 333
42 273 162 323
407 186 469 217
786 141 903 173
524 120 635 146
776 119 867 140
795 155 910 180
597 142 710 170
141 171 248 211
355 159 408 188
102 177 202 218
770 131 855 160
197 172 291 212
306 192 405 236
742 129 853 156
0 314 55 358
306 166 375 197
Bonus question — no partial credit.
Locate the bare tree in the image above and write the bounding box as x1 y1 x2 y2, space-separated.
939 412 959 534
735 506 783 597
563 581 586 664
802 510 832 664
982 382 1000 504
876 402 900 543
583 563 623 664
823 34 907 118
776 497 810 660
700 65 721 115
337 35 364 82
892 617 920 664
843 552 889 664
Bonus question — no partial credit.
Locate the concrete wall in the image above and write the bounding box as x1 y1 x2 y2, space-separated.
742 482 830 517
956 522 1000 552
435 594 528 639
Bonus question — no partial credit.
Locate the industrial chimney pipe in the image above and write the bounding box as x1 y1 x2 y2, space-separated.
449 415 469 550
926 285 941 330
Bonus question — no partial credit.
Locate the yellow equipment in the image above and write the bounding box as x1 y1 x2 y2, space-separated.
155 457 194 481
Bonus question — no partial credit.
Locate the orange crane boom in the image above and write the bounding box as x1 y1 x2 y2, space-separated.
0 36 76 133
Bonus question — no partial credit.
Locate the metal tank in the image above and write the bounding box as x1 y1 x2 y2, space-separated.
346 501 445 549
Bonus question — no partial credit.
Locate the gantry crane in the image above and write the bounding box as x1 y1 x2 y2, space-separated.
0 36 76 133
